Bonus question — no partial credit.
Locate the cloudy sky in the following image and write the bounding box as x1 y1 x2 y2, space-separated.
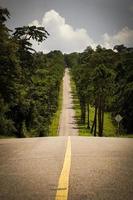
1 0 133 53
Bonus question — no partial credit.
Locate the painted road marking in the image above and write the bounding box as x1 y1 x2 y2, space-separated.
55 136 71 200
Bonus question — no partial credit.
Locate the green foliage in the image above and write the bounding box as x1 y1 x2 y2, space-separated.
114 50 133 133
69 45 133 136
70 77 116 137
13 26 49 42
0 7 64 138
0 97 16 136
13 26 49 52
49 81 63 136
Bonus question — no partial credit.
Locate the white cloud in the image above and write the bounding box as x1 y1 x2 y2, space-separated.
29 10 133 52
30 20 40 27
101 27 133 49
29 10 96 53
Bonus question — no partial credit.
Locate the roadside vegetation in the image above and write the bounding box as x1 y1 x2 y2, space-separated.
65 45 133 137
0 7 64 138
49 81 63 136
71 77 116 137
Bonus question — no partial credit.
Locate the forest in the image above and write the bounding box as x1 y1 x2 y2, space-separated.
0 7 133 138
65 45 133 136
0 7 64 137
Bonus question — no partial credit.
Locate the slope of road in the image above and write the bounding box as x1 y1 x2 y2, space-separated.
58 68 78 136
0 137 133 200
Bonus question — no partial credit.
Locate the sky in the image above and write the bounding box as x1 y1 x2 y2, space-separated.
1 0 133 53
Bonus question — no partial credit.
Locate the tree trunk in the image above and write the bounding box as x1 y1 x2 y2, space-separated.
87 103 90 129
98 96 105 137
98 95 102 136
90 118 94 133
101 99 105 136
91 99 98 136
80 99 86 124
94 105 97 136
17 121 25 138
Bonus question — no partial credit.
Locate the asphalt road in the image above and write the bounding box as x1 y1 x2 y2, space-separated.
69 137 133 200
0 137 66 200
0 137 133 200
58 68 78 136
0 69 133 200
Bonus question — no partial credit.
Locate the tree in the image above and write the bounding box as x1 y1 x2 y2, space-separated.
0 7 21 136
0 7 64 138
92 64 115 136
71 46 116 136
114 49 133 134
13 26 49 51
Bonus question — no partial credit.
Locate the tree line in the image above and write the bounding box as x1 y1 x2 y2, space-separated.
0 7 64 137
65 45 133 136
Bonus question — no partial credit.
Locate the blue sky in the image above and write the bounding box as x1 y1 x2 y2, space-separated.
1 0 133 53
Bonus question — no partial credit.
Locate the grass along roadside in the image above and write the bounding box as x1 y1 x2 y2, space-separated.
49 81 63 136
0 135 16 139
70 74 117 137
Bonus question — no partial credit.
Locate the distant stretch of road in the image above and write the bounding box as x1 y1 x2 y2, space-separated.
0 68 133 200
58 68 78 136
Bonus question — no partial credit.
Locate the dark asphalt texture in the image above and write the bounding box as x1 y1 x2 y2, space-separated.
0 136 133 200
0 137 67 200
69 137 133 200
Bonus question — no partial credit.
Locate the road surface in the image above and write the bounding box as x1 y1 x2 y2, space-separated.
0 69 133 200
0 137 133 200
58 68 78 136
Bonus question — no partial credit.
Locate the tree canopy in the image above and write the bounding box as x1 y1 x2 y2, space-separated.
0 7 64 137
66 45 133 136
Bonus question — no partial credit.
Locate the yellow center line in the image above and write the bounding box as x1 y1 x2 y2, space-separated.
55 136 71 200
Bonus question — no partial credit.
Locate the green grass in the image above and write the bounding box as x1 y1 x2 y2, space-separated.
70 75 117 137
0 135 16 139
88 106 116 137
49 81 63 136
